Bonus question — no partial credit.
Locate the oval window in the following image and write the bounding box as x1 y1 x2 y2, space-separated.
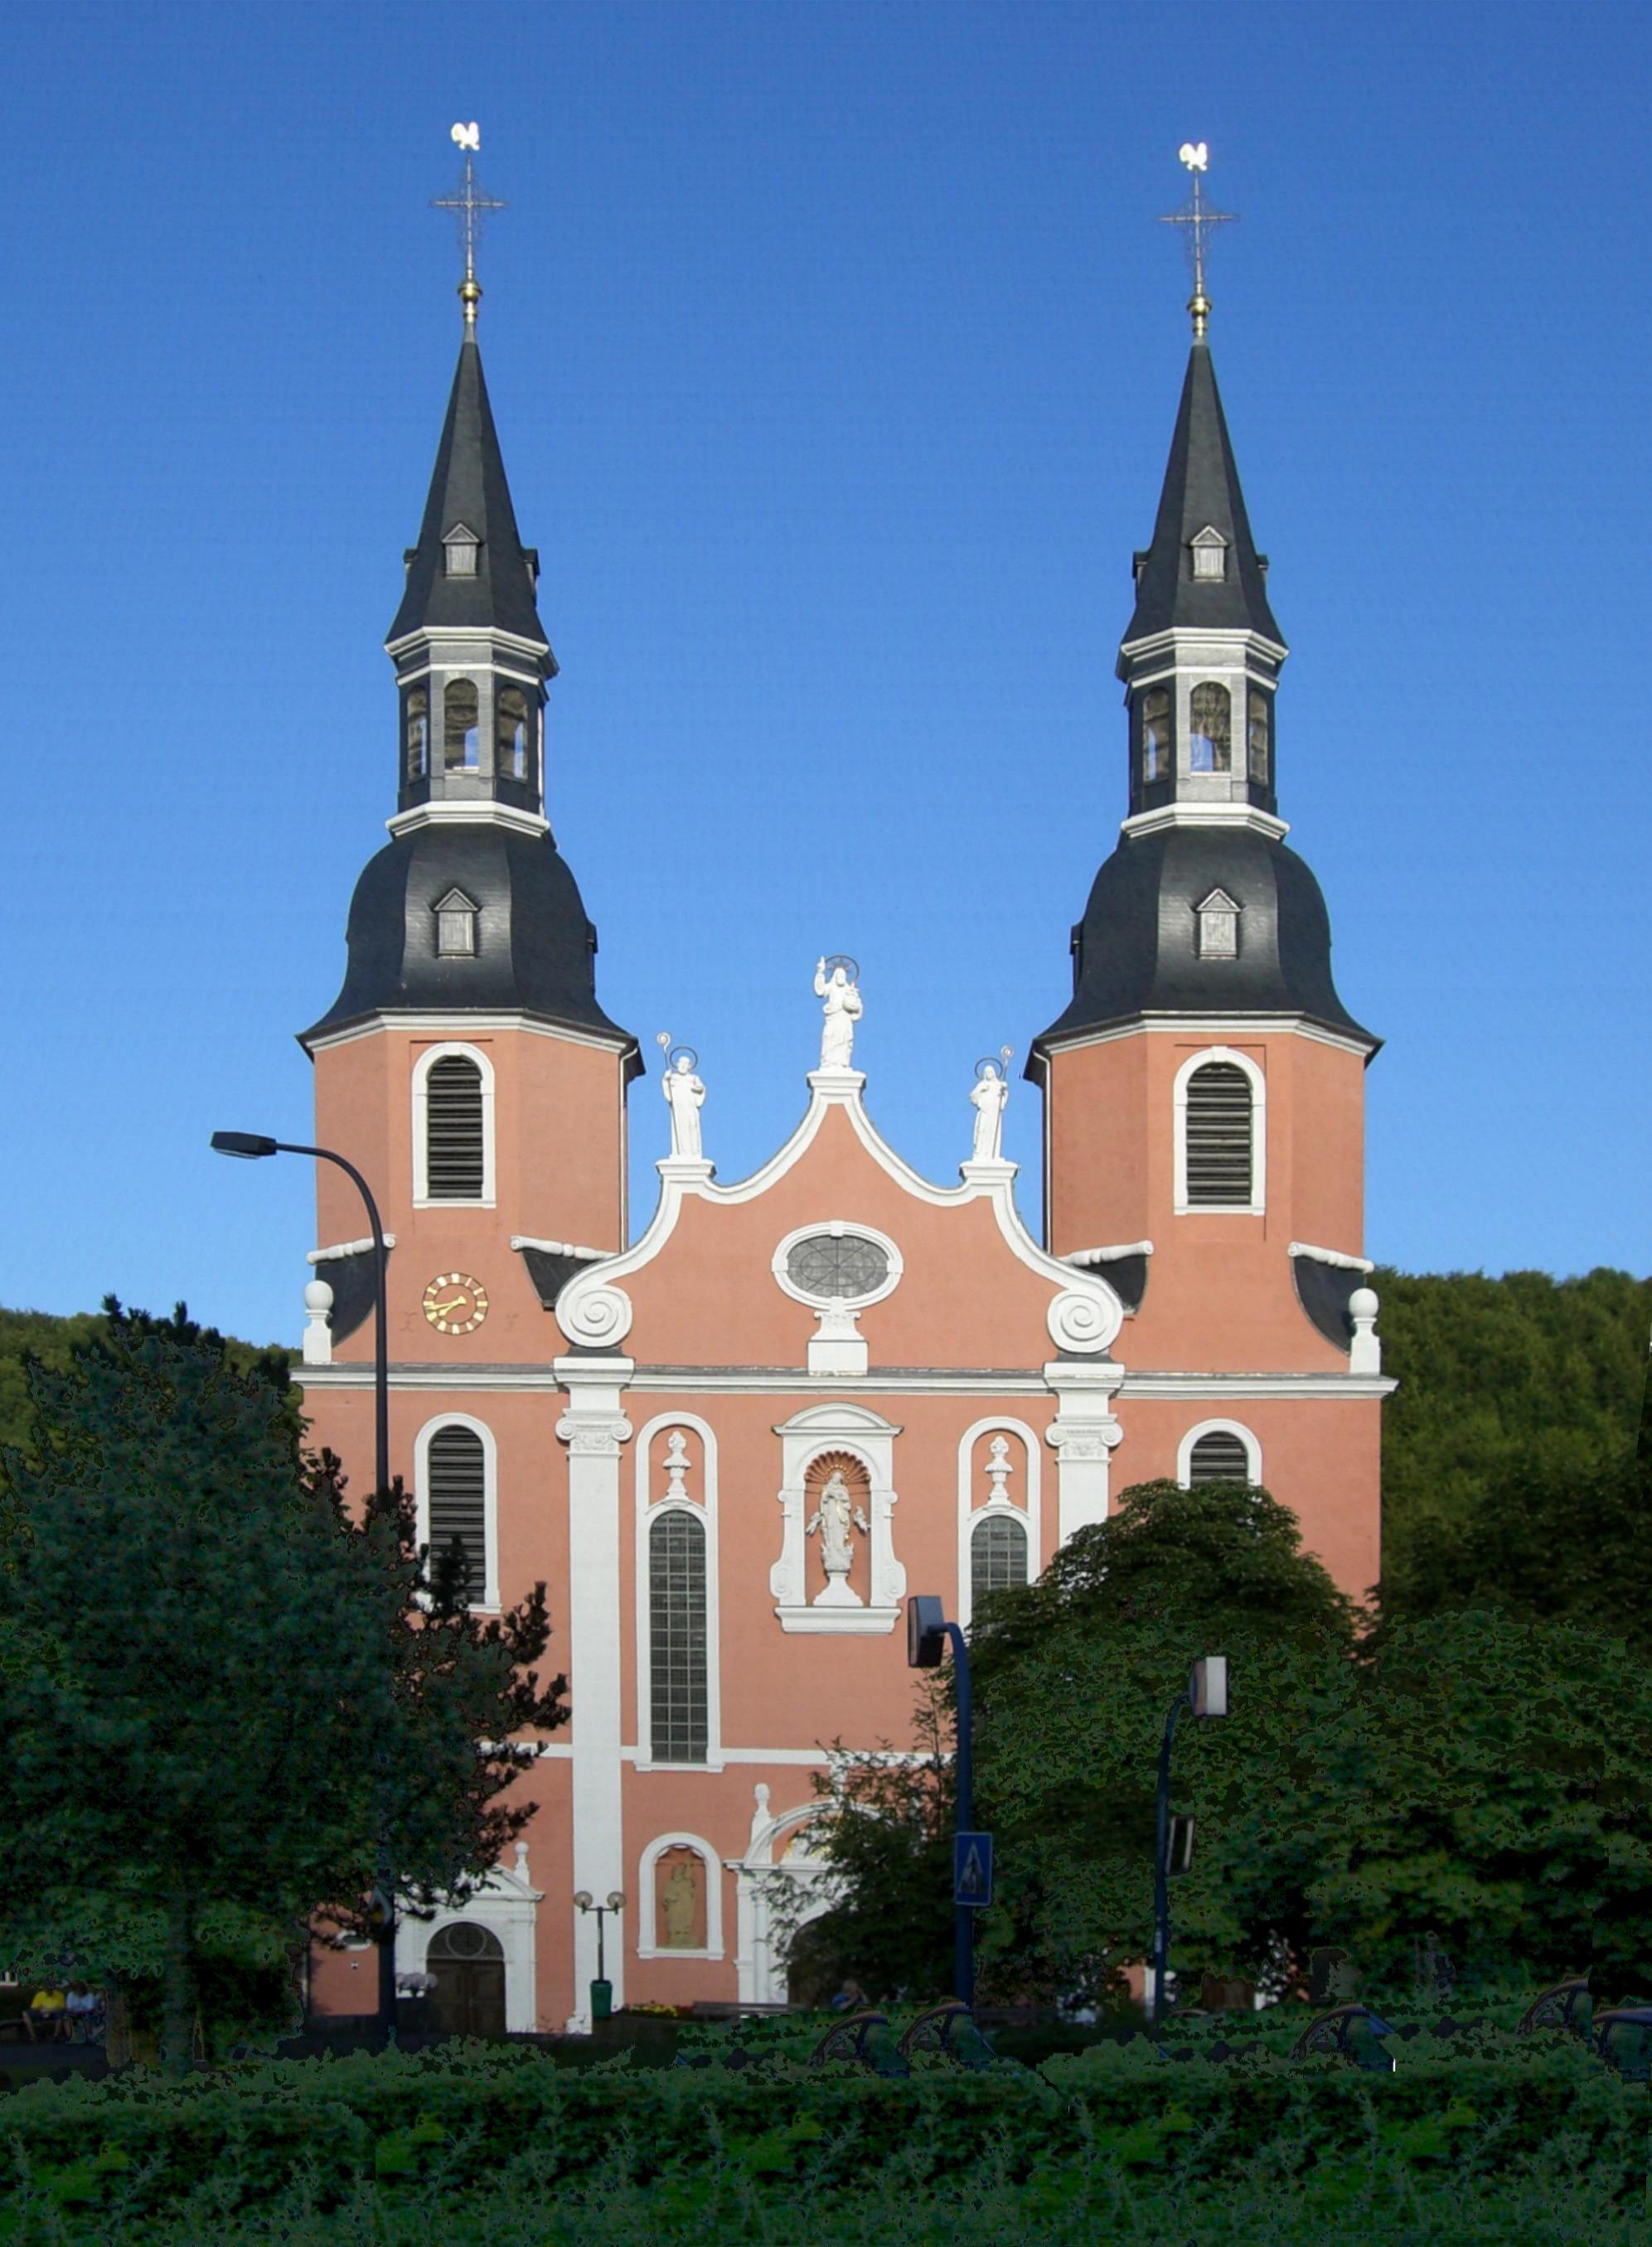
784 1232 890 1302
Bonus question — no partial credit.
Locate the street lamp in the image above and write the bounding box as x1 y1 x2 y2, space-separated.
574 1891 626 2022
211 1128 394 2045
907 1596 988 2011
1148 1654 1228 2027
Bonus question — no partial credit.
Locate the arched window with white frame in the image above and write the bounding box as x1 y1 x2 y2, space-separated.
635 1416 721 1770
1173 1046 1265 1215
414 1412 499 1610
412 1041 496 1207
956 1418 1042 1628
1178 1419 1262 1489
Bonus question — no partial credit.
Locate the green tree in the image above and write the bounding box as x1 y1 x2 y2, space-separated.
1305 1609 1652 1996
0 1302 566 2070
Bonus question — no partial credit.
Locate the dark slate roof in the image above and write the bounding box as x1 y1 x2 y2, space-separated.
387 336 550 649
1032 826 1376 1056
301 822 637 1064
1122 341 1284 647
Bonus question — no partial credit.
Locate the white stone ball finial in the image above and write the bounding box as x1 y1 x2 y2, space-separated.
302 1277 334 1368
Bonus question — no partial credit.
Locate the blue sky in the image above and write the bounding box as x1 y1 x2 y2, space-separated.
2 0 1646 1345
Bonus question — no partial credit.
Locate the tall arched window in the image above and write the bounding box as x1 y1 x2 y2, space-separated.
1247 690 1271 784
405 686 429 782
1184 1059 1253 1206
649 1510 708 1764
1189 683 1232 773
497 685 531 783
971 1512 1028 1606
424 1053 485 1199
426 1423 488 1601
1187 1428 1254 1484
443 679 480 772
1141 687 1171 783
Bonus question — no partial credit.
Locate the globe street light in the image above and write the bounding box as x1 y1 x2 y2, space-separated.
574 1890 626 2022
211 1129 394 2045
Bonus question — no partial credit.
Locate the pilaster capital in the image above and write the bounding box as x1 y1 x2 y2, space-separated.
554 1358 635 1457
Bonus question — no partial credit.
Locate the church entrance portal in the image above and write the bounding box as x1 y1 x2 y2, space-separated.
428 1921 506 2039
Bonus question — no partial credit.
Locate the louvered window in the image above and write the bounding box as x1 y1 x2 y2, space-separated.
427 1423 488 1602
1196 891 1239 960
1184 1061 1253 1206
424 1053 485 1199
971 1512 1028 1605
649 1510 707 1764
1188 1429 1252 1484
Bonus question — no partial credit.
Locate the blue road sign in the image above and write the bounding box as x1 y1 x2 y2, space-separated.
954 1831 994 1907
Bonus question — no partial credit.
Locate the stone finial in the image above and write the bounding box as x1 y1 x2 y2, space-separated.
302 1278 334 1367
1349 1286 1381 1374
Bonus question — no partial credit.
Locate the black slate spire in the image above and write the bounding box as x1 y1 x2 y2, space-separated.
388 334 550 650
1122 340 1282 647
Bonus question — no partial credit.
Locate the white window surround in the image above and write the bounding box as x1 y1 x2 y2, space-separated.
411 1039 497 1208
770 1218 904 1310
414 1410 501 1611
955 1417 1043 1630
1190 525 1228 580
1177 1418 1262 1489
1172 1044 1266 1216
636 1830 725 1959
1194 889 1240 960
633 1413 723 1770
770 1401 905 1634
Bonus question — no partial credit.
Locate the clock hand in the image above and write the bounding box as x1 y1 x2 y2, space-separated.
429 1295 468 1315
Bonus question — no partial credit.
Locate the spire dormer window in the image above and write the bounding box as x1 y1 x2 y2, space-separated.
443 522 480 577
434 887 479 958
1190 525 1228 581
1195 889 1240 959
1189 682 1232 772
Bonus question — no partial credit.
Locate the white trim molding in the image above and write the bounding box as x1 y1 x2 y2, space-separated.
1044 1360 1126 1545
386 801 550 840
770 1401 905 1633
1173 1044 1267 1217
413 1409 501 1611
636 1830 726 1960
957 1416 1043 1628
1178 1418 1263 1489
772 1218 904 1378
308 1233 399 1264
1289 1240 1375 1273
395 1842 542 2034
730 1787 835 2007
411 1039 497 1208
633 1413 722 1771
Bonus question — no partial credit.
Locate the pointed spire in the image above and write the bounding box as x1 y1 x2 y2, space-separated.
387 333 551 651
1122 340 1283 649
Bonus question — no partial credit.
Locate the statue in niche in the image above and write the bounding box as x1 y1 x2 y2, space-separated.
661 1856 700 1949
813 957 863 1071
656 1036 705 1160
969 1048 1014 1162
807 1469 869 1586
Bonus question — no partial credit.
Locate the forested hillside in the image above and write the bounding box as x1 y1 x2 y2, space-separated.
0 1305 295 1458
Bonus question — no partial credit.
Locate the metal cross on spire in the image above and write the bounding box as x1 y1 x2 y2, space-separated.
1158 143 1237 341
432 123 506 331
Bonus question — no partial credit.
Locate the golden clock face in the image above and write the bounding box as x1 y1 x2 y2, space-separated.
422 1271 489 1336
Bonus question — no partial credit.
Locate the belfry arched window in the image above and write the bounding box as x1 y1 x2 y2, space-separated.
1189 683 1232 773
1180 1422 1261 1488
1141 687 1171 784
649 1510 708 1765
1247 690 1271 784
405 687 429 782
497 685 532 783
424 1421 491 1605
1178 1055 1260 1210
422 1052 485 1199
970 1511 1028 1606
443 679 480 772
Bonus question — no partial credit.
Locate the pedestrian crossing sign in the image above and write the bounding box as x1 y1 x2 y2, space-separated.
954 1831 994 1907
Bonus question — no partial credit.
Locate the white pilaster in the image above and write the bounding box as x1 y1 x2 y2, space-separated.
555 1356 634 2030
1044 1360 1126 1545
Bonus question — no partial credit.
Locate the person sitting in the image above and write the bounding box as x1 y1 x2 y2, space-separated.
829 1977 867 2013
24 1986 67 2041
65 1983 103 2044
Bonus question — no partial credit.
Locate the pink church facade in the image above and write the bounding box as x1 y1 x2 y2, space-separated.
294 255 1391 2032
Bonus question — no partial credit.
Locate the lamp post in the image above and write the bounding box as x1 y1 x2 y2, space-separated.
211 1129 395 2045
1148 1654 1228 2027
574 1891 626 2023
907 1596 984 2010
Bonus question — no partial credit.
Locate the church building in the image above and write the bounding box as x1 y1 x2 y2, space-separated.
295 158 1391 2033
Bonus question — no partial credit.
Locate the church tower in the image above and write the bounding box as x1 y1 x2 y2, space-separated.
1030 157 1383 1435
299 249 638 1378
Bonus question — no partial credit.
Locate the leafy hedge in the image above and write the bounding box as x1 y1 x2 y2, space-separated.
0 2034 1644 2235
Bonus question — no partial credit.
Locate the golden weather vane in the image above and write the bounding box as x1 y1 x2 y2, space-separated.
432 123 506 331
1157 143 1237 341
